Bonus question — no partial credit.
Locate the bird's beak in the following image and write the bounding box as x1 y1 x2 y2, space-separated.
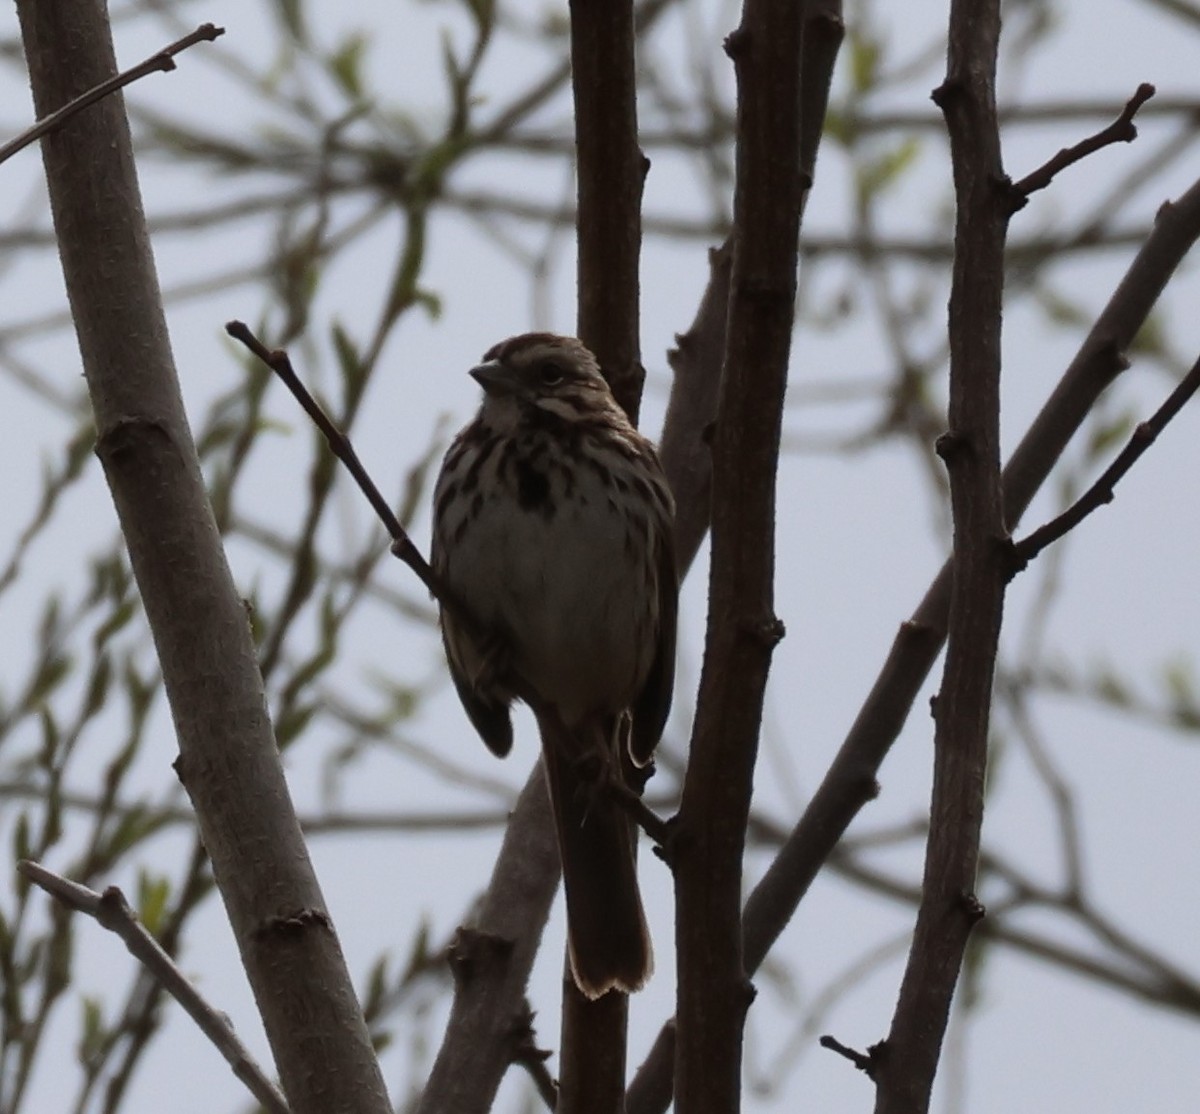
469 360 521 397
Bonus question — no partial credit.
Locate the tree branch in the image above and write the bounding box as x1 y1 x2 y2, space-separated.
628 170 1200 1114
1009 83 1156 208
0 22 224 168
874 4 1010 1109
18 861 289 1114
1009 350 1200 567
558 2 646 1108
417 771 563 1114
15 6 389 1112
627 4 844 1109
672 0 806 1109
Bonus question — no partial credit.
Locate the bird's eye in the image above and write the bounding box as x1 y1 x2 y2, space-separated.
539 363 565 387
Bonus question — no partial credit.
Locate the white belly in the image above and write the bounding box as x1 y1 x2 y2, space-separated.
437 441 656 726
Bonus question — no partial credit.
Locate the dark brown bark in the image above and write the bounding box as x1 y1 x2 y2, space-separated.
560 2 647 1112
671 1 805 1110
874 3 1009 1110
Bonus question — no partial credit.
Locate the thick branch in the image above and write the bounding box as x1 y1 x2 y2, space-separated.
672 1 805 1110
559 3 645 1110
627 5 844 1110
571 0 645 424
417 772 562 1114
874 5 1010 1111
15 6 389 1113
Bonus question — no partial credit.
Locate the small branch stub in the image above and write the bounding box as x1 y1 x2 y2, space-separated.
447 926 515 986
819 1034 885 1080
934 429 970 463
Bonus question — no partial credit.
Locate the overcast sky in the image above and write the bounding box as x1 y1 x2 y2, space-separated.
1 1 1199 1111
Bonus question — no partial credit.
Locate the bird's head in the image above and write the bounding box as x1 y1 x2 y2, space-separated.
468 333 625 431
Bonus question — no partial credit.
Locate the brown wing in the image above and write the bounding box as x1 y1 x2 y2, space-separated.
441 617 514 757
432 443 514 758
629 528 678 766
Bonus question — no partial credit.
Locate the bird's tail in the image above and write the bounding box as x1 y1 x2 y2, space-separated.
537 713 653 998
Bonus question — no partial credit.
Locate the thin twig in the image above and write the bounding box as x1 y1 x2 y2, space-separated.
17 860 290 1114
1009 83 1156 209
0 23 225 168
223 321 443 600
1011 349 1200 567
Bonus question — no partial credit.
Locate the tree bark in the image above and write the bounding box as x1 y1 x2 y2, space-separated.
16 5 389 1112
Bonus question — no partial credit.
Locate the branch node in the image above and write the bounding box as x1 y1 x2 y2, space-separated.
256 907 332 940
447 926 515 986
933 429 971 464
819 1034 885 1080
723 26 750 61
959 891 986 924
997 535 1028 583
929 78 963 111
746 614 786 647
649 814 681 871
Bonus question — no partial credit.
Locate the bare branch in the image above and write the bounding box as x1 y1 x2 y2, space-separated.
558 1 645 1106
15 5 390 1110
0 23 224 167
875 4 1010 1109
672 0 807 1107
18 861 290 1114
1009 83 1156 209
1010 349 1200 567
224 321 441 596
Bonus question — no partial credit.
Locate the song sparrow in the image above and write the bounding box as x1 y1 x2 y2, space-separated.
432 333 677 998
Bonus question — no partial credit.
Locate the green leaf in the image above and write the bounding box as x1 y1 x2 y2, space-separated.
1130 312 1166 359
137 871 171 938
331 322 364 391
1092 665 1131 708
122 659 158 724
414 288 443 320
460 0 494 34
1163 656 1197 718
38 708 60 771
328 33 367 98
856 138 921 203
29 652 71 707
12 813 31 865
1035 285 1090 329
276 701 318 750
83 654 113 719
1084 407 1136 462
848 31 882 94
362 953 390 1020
78 996 106 1068
92 600 137 651
272 0 309 46
105 806 157 858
